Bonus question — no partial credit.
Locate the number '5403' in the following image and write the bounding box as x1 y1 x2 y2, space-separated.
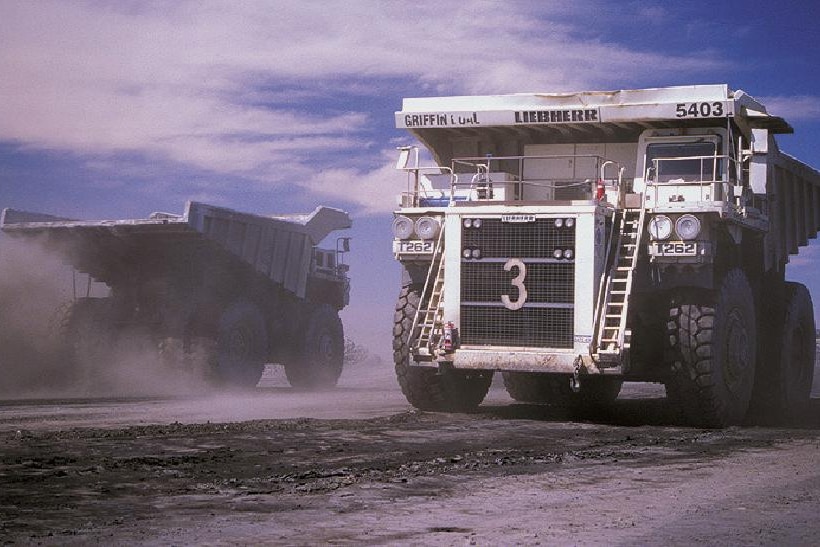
675 102 724 118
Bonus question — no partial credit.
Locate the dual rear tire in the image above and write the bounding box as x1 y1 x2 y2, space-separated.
214 301 269 387
748 281 815 423
665 270 815 427
61 297 117 391
664 269 757 428
284 304 345 389
215 301 344 390
772 283 816 417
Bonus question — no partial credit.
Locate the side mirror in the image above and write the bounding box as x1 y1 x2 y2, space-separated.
337 237 351 253
396 146 419 170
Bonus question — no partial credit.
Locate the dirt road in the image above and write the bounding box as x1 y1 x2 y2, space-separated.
2 365 819 545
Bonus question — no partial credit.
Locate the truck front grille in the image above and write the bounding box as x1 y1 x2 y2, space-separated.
460 218 575 348
461 262 574 303
462 218 574 258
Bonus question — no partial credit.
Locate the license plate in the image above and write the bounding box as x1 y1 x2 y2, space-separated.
394 240 434 254
654 241 697 256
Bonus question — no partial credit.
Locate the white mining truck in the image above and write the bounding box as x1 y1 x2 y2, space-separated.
1 201 351 388
391 84 820 427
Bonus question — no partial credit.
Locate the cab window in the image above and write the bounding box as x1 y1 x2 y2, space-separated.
646 141 721 183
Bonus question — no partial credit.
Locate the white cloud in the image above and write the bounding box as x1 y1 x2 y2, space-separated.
299 149 408 216
758 96 820 122
0 1 729 215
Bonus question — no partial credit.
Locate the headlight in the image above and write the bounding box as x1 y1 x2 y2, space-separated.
675 214 701 240
554 218 564 228
648 215 672 240
415 216 440 240
565 218 575 228
392 215 414 239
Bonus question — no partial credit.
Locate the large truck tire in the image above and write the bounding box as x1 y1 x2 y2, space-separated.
284 304 344 389
61 298 117 391
214 301 268 387
664 269 757 428
393 283 492 411
749 282 815 423
776 282 816 417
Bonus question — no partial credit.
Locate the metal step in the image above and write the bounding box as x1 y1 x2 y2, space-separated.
592 205 645 363
411 231 446 357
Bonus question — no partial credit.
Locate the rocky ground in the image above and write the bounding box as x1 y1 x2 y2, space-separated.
1 365 819 545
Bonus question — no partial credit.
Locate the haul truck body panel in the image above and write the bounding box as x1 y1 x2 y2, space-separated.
391 84 819 426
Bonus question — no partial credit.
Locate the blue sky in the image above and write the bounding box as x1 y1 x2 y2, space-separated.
1 1 819 359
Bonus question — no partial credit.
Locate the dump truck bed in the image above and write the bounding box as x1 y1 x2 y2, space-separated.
770 151 820 262
0 201 351 298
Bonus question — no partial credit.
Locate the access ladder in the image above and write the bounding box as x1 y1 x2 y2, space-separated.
594 206 646 363
411 231 445 360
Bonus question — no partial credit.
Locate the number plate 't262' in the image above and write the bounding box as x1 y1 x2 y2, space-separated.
654 241 697 256
394 240 434 254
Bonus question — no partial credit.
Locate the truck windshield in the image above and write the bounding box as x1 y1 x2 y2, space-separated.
646 141 720 183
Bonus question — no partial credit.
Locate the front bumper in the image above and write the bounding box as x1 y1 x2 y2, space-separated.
428 347 618 375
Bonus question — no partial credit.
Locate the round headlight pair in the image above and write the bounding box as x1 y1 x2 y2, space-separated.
648 214 701 240
675 214 701 240
554 218 575 228
648 215 673 240
392 215 414 239
463 218 483 228
392 215 441 240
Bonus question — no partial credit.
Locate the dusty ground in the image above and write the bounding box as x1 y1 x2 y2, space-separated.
1 365 820 546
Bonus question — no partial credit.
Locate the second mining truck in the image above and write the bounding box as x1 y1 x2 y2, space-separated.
1 201 351 389
391 84 819 427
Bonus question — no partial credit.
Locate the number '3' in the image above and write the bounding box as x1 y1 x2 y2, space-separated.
501 258 527 310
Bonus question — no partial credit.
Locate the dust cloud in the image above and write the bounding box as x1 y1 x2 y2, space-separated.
0 235 212 399
0 235 72 395
0 233 395 404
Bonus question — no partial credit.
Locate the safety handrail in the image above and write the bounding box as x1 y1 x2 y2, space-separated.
449 154 623 203
646 154 728 184
645 154 738 204
395 151 626 205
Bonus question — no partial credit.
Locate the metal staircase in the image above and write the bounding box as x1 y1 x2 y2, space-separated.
411 231 445 360
593 205 646 363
